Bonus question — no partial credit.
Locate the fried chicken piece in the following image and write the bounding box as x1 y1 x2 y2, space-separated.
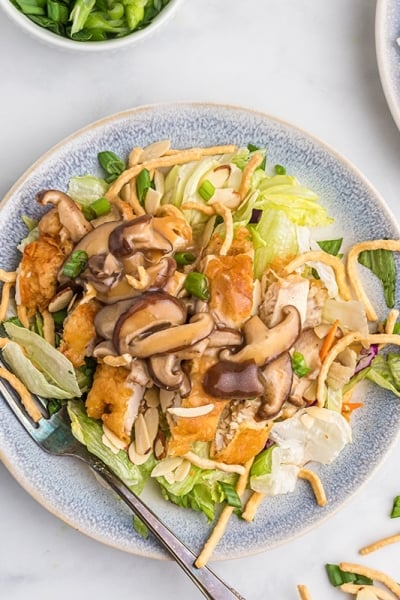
59 300 101 367
167 356 229 457
204 253 254 329
17 236 66 318
86 363 140 445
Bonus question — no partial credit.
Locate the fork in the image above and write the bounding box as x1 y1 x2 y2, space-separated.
0 375 246 600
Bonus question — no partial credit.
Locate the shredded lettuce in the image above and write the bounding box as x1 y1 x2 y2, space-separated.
156 443 237 520
68 400 154 495
366 354 400 398
67 175 109 206
3 322 81 397
251 208 298 279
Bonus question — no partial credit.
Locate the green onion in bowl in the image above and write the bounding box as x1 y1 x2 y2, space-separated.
2 0 183 50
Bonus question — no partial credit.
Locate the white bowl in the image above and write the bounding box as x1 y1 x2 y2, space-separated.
0 0 184 52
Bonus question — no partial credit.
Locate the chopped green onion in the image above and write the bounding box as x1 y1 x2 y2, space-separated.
174 252 196 266
274 164 286 175
108 2 124 19
125 4 144 30
325 564 373 587
98 151 125 177
198 179 215 201
47 0 69 23
77 196 111 221
184 272 210 301
291 351 312 378
137 168 152 204
219 482 242 509
62 250 88 278
391 495 400 518
90 196 111 217
14 0 46 15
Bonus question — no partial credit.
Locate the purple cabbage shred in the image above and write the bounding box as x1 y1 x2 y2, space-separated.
354 344 378 374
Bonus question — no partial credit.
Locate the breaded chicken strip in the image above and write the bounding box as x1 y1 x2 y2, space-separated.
86 363 141 445
17 236 66 318
59 299 101 367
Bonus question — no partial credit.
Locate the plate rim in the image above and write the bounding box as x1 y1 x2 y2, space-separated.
376 0 400 131
1 101 400 561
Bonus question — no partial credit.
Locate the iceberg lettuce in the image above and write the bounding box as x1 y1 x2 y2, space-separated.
3 322 81 397
68 400 154 495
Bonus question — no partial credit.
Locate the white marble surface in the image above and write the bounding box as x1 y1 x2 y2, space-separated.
1 1 400 598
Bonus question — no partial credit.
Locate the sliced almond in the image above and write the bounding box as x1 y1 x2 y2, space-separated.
144 188 163 215
154 431 167 460
144 387 160 408
206 165 231 188
174 459 191 482
151 456 183 478
164 471 176 485
128 441 151 466
208 188 241 209
48 287 74 313
144 407 160 445
153 169 165 195
168 404 214 418
140 139 171 163
102 425 128 450
159 389 177 413
134 413 151 455
102 433 120 455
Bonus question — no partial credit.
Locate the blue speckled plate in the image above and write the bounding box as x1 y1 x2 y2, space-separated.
376 0 400 130
1 103 400 560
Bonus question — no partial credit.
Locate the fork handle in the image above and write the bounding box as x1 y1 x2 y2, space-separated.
89 460 246 600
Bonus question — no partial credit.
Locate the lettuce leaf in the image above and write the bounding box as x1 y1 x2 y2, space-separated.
156 446 237 521
2 341 75 399
67 400 154 495
67 175 109 206
251 208 298 279
3 323 81 397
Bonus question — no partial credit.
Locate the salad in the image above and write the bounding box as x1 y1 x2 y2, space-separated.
9 0 171 41
1 139 400 565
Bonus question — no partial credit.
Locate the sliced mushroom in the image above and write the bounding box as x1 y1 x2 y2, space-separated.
72 220 121 257
120 312 214 358
148 354 184 391
221 306 301 367
108 215 172 257
114 291 187 356
94 299 134 339
37 189 93 242
203 359 264 399
256 352 293 421
208 328 243 348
